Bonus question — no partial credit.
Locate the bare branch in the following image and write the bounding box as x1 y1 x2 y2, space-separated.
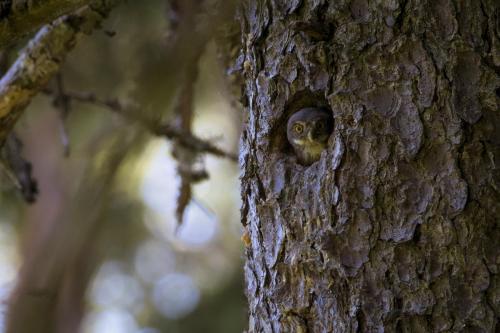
52 73 72 156
0 132 38 202
155 123 238 161
42 88 239 161
0 0 120 146
166 0 208 226
0 0 93 47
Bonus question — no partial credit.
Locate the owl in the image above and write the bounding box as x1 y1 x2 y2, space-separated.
287 107 333 165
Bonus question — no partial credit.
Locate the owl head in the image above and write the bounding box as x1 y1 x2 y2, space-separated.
287 107 333 165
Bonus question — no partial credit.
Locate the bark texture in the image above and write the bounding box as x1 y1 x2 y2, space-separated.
239 0 500 332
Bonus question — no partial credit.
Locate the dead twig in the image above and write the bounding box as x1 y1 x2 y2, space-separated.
41 88 238 161
52 73 71 157
165 0 209 226
0 132 38 203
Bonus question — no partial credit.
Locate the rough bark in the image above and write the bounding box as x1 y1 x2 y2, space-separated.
239 0 499 332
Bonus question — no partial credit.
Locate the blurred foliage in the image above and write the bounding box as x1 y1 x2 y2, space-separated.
0 1 244 332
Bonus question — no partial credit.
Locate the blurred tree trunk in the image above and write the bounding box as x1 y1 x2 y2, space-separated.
239 0 499 332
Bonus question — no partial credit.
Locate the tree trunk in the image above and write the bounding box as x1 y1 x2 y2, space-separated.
239 0 499 332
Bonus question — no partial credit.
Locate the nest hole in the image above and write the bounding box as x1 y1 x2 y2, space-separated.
270 90 332 157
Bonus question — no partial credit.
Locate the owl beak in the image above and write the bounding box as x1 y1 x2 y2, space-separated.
307 130 314 142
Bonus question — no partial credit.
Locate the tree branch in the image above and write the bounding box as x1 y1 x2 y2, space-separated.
155 123 238 161
42 88 239 161
0 0 94 47
0 0 120 146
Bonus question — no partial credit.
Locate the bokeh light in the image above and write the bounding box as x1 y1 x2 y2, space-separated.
0 222 19 333
134 240 176 284
0 223 19 286
82 308 139 333
90 261 144 313
152 273 200 319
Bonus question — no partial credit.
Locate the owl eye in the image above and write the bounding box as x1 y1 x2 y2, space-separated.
293 123 304 134
316 122 325 130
